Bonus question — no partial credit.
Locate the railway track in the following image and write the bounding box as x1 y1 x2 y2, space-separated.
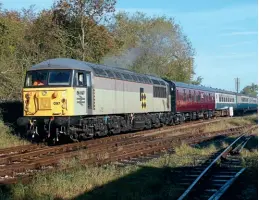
176 133 254 200
0 124 255 185
0 117 237 158
0 118 225 159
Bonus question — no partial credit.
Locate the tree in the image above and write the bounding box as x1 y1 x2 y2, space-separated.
52 0 117 62
0 9 27 100
191 76 203 85
240 83 258 97
102 12 196 82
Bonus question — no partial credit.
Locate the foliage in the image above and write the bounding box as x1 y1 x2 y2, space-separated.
52 0 118 62
0 2 199 100
102 12 196 82
191 76 203 85
240 83 258 97
0 120 29 148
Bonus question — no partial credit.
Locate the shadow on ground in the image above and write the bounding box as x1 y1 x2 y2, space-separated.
56 165 202 200
192 135 235 150
0 101 23 125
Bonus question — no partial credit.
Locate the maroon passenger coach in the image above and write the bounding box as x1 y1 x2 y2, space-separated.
168 81 216 120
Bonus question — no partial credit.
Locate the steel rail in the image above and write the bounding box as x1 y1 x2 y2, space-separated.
208 168 246 200
177 134 245 200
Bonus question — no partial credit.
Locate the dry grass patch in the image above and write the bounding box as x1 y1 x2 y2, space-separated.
0 121 29 148
203 115 257 133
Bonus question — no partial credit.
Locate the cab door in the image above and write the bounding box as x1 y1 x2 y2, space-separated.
74 70 87 115
170 82 176 113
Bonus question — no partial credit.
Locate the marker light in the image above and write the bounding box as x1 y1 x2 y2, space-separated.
52 92 58 99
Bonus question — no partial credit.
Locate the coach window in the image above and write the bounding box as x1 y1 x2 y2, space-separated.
189 91 192 101
197 92 201 102
183 89 186 101
192 91 195 102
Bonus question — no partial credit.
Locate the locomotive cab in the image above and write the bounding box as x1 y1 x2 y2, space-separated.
23 69 91 117
18 66 92 143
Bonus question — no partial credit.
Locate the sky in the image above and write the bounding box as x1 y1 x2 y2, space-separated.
0 0 258 92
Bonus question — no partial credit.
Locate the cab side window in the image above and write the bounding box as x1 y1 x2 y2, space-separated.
76 72 85 86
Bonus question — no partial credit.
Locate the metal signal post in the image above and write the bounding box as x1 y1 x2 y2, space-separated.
235 78 240 93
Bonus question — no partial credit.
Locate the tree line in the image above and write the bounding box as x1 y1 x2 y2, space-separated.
0 0 255 100
0 0 200 100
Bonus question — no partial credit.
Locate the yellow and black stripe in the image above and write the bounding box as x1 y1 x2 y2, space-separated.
140 92 147 109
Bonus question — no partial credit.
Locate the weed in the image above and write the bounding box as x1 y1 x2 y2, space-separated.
0 121 29 148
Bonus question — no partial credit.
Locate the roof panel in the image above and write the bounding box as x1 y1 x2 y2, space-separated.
172 81 236 94
29 58 93 72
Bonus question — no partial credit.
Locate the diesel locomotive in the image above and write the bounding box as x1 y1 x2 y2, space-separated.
17 58 258 143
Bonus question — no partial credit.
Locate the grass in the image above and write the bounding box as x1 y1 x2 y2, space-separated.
0 114 257 199
202 114 257 133
0 121 29 148
0 135 242 200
